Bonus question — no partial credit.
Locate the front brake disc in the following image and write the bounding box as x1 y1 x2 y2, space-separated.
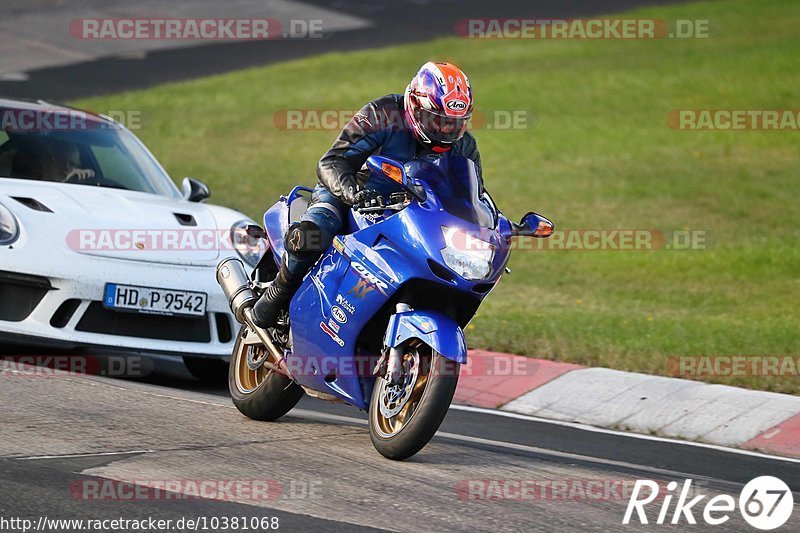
379 354 419 418
246 345 268 371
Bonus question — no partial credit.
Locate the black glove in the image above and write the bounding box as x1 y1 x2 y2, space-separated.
388 191 409 205
352 189 385 209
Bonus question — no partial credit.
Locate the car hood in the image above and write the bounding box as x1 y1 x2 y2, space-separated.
1 179 227 266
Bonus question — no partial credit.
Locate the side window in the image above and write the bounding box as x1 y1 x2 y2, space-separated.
0 131 12 177
91 144 144 190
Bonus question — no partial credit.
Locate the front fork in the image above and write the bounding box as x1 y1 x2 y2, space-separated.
374 303 413 385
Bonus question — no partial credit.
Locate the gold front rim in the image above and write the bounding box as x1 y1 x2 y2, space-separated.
373 346 432 438
233 333 272 393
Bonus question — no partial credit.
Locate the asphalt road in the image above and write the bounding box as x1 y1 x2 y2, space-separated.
0 0 687 101
4 0 797 531
2 356 799 532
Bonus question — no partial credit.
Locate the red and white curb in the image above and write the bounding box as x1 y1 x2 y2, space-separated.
455 350 800 459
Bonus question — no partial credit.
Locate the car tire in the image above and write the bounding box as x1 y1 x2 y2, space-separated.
182 356 228 385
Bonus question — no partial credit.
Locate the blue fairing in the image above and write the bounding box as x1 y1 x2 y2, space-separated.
263 186 314 264
385 310 467 363
264 157 514 409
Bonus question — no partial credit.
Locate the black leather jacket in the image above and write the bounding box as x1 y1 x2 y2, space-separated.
316 94 483 205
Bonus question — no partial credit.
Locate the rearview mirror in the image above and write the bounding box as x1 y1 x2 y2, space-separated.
181 177 210 203
513 212 554 238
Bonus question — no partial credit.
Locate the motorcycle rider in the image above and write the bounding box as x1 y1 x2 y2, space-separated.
253 61 483 327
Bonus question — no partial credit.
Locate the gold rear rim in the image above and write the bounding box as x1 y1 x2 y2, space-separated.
233 331 272 393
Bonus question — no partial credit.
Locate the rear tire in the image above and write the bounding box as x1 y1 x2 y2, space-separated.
183 356 227 385
369 346 459 460
228 326 304 421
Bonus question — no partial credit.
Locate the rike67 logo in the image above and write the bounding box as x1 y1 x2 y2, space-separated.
623 476 793 529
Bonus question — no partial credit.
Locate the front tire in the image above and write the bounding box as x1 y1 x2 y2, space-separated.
228 326 304 421
369 344 459 460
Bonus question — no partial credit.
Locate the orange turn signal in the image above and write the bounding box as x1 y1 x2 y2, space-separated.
381 162 404 183
533 221 554 238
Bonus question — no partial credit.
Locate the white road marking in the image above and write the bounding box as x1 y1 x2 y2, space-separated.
29 370 800 467
19 449 154 460
451 404 800 464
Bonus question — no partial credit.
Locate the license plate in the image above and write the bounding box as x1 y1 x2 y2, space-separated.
103 283 207 317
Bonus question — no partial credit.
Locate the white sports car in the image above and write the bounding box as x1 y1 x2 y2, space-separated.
0 98 265 381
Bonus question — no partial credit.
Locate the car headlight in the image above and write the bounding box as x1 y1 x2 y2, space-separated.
230 220 267 267
0 202 20 246
440 226 494 280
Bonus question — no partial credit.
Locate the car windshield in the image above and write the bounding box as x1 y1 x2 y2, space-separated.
0 115 179 198
408 156 497 228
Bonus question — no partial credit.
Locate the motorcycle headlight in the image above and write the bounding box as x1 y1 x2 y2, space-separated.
230 220 267 267
0 202 20 246
440 226 494 280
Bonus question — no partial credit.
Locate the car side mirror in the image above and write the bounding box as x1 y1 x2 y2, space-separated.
512 212 554 238
181 177 210 203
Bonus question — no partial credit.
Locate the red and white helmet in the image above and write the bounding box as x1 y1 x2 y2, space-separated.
404 61 473 150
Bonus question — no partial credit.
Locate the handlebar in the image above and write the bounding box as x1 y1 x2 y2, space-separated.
353 191 412 214
354 202 407 214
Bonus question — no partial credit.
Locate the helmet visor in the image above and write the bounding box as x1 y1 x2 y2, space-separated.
413 107 470 144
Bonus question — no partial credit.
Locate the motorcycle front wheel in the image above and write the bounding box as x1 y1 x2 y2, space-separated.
228 325 304 421
369 343 460 460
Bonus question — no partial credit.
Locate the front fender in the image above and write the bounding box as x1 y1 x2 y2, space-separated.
384 310 467 364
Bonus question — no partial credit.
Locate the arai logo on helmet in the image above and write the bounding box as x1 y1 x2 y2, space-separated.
446 100 468 112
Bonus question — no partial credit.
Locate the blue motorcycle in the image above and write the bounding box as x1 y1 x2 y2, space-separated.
216 155 553 460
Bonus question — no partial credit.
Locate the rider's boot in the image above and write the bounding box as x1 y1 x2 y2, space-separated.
252 255 303 328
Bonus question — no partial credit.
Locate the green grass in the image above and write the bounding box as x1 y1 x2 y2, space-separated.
74 0 800 393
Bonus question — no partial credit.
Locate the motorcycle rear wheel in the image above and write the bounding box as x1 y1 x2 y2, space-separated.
369 344 459 460
228 325 304 421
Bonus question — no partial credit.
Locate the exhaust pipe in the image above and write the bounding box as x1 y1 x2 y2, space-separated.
216 257 258 323
216 258 287 371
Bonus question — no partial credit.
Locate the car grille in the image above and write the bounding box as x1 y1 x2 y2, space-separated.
76 302 212 343
0 270 52 322
1 270 232 344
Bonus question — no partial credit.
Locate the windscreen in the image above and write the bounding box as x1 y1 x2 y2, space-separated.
0 114 179 198
408 156 496 228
